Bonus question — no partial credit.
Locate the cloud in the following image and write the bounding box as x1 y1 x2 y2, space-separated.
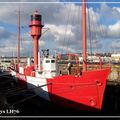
110 39 120 49
0 34 18 57
87 7 100 25
0 26 17 57
0 2 120 57
107 21 120 38
45 24 74 41
57 45 76 53
0 26 11 39
0 0 59 2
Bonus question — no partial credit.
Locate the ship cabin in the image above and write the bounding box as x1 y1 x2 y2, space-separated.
36 57 59 78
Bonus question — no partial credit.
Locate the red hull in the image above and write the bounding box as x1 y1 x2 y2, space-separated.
11 67 110 111
47 68 110 111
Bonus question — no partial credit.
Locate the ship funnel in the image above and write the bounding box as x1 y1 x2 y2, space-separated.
29 11 43 68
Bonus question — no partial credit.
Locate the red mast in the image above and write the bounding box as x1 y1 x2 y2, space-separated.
29 11 43 68
82 0 87 72
18 8 20 65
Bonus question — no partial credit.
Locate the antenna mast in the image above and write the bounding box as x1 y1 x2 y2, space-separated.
82 0 87 72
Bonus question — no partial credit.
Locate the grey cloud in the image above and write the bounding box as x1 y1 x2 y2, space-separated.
0 0 59 2
0 27 12 39
111 40 120 49
0 2 120 56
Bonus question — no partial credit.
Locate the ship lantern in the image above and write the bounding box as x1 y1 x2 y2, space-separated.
29 11 43 68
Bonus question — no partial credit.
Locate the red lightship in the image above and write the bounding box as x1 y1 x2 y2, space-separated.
10 0 110 111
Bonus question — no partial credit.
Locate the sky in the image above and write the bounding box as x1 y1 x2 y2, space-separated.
0 0 120 57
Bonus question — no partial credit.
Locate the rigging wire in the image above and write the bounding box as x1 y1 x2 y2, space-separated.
61 1 78 55
66 4 75 54
61 1 72 54
67 2 81 53
97 21 105 39
95 21 105 53
76 4 82 54
87 1 94 56
87 1 100 55
92 12 101 53
61 2 83 56
22 26 33 57
91 9 98 53
87 1 106 54
39 28 50 52
88 6 93 56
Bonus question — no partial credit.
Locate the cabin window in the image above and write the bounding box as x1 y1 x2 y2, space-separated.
51 60 55 63
51 70 56 72
31 15 41 21
38 71 42 74
46 60 50 63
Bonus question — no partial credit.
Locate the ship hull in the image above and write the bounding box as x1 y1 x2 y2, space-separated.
10 68 110 111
